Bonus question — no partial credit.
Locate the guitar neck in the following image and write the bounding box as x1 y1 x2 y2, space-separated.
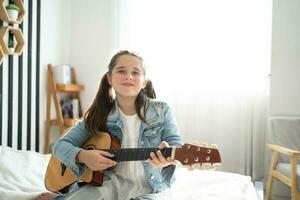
99 144 221 166
105 147 173 162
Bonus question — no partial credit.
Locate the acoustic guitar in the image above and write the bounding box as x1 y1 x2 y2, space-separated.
44 131 221 193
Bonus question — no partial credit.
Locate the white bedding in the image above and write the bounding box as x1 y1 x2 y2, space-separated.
172 167 258 200
0 146 259 200
0 146 50 200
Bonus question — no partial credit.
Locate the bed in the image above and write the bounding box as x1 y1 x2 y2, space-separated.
0 146 260 200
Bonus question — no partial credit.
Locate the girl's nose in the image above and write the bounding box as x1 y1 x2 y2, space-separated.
125 72 133 80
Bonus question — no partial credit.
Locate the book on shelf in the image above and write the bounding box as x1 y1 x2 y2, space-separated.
53 64 72 84
60 98 79 119
72 98 79 119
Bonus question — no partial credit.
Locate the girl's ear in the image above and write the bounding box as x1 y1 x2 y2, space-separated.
107 73 112 86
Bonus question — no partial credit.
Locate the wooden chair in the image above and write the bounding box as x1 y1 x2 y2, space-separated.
266 143 300 200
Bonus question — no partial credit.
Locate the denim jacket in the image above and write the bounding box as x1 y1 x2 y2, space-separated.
52 99 183 193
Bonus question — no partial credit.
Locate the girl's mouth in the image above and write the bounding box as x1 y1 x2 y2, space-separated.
122 83 134 87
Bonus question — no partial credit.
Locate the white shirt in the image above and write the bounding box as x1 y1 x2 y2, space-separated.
113 110 152 198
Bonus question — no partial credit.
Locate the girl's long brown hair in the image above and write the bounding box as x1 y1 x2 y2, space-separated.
84 50 156 134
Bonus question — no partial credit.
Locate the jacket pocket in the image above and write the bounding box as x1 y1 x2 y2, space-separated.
143 126 162 146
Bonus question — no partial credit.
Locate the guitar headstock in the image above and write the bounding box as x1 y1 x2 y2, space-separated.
175 143 221 169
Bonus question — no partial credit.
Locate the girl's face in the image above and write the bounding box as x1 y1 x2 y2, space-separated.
107 55 147 99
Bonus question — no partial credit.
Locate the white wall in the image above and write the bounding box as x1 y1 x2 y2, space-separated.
40 0 71 65
40 0 116 147
40 0 72 149
270 0 300 116
69 0 117 110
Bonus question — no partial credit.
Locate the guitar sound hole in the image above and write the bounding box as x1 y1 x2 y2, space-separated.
184 158 188 163
207 149 211 154
85 144 96 150
194 157 199 162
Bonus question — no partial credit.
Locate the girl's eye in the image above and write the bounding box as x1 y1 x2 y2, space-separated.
132 71 141 75
117 70 126 74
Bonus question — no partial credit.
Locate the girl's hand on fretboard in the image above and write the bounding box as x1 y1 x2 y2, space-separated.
147 141 177 168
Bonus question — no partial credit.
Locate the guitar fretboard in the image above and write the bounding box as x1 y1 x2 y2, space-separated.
103 147 173 162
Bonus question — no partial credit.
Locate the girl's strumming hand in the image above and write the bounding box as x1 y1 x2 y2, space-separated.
147 141 177 168
76 149 117 171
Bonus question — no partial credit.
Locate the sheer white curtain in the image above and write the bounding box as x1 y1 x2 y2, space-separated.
113 0 272 179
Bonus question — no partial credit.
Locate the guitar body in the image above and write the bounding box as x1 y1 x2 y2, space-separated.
45 131 120 193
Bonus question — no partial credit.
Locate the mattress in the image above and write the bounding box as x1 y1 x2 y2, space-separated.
0 146 259 200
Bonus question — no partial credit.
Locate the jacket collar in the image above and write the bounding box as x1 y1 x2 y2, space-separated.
107 99 161 127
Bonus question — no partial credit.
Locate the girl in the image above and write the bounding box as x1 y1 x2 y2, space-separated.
38 50 182 200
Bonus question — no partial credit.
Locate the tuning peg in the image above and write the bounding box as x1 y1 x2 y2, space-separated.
199 164 206 170
187 165 194 171
212 163 221 168
201 142 208 147
207 164 217 170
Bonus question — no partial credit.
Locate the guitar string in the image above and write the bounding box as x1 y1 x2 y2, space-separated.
107 147 173 161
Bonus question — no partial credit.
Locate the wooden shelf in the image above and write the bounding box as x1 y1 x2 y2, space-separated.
0 0 25 64
0 0 25 24
0 26 24 55
56 83 84 92
0 45 4 64
44 64 84 153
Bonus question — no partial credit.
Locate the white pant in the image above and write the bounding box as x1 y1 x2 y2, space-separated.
63 184 172 200
58 174 173 200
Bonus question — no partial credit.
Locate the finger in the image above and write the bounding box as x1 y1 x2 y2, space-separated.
98 156 117 166
102 159 117 165
100 159 117 166
98 161 117 168
149 152 160 165
159 141 169 149
148 158 160 167
97 150 114 157
166 157 176 165
148 159 159 167
157 150 167 163
150 152 158 161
